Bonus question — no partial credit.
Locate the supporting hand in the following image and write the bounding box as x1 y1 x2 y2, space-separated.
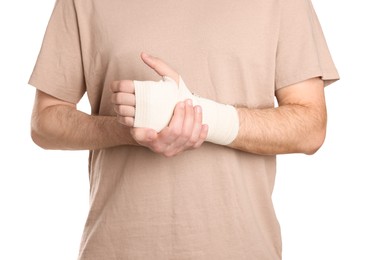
110 52 208 156
131 99 208 157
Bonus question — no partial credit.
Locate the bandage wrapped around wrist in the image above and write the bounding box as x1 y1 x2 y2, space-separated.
133 76 239 145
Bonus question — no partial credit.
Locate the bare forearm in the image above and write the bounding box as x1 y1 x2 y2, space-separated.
229 104 326 155
31 105 137 150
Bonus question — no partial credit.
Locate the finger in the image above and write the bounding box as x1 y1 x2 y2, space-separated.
140 52 179 83
111 92 136 106
160 101 197 157
110 80 135 93
179 99 195 143
114 105 135 117
116 115 134 127
164 99 194 151
192 124 209 149
159 101 185 143
189 105 204 143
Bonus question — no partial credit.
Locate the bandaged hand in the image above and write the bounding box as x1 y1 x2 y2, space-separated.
134 76 239 145
111 52 239 148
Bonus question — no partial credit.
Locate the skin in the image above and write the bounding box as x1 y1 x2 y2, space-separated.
31 92 136 150
31 52 327 157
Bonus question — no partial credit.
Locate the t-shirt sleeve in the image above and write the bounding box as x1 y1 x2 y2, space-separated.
275 0 339 90
28 0 86 104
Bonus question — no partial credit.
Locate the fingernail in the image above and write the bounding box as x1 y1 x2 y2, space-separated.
186 99 192 106
195 106 202 113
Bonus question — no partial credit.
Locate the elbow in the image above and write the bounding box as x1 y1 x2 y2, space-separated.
30 113 55 150
30 113 43 148
301 106 327 155
31 127 48 150
302 127 327 155
31 123 51 150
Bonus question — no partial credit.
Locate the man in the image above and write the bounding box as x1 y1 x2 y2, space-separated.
29 0 339 259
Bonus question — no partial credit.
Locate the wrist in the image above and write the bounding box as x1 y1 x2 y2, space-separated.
178 77 239 145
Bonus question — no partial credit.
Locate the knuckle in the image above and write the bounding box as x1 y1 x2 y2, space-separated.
116 116 125 125
113 105 119 114
116 114 134 127
125 117 134 127
118 80 125 90
110 81 118 92
114 105 124 116
116 105 125 115
111 93 119 104
112 93 120 104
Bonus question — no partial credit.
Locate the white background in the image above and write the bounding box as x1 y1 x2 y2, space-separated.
0 0 365 259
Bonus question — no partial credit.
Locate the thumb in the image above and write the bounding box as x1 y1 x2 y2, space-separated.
140 52 180 84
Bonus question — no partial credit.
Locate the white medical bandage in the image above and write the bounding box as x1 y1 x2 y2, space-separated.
133 77 178 132
133 76 239 145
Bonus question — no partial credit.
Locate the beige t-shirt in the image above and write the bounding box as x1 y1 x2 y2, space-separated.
29 0 339 259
